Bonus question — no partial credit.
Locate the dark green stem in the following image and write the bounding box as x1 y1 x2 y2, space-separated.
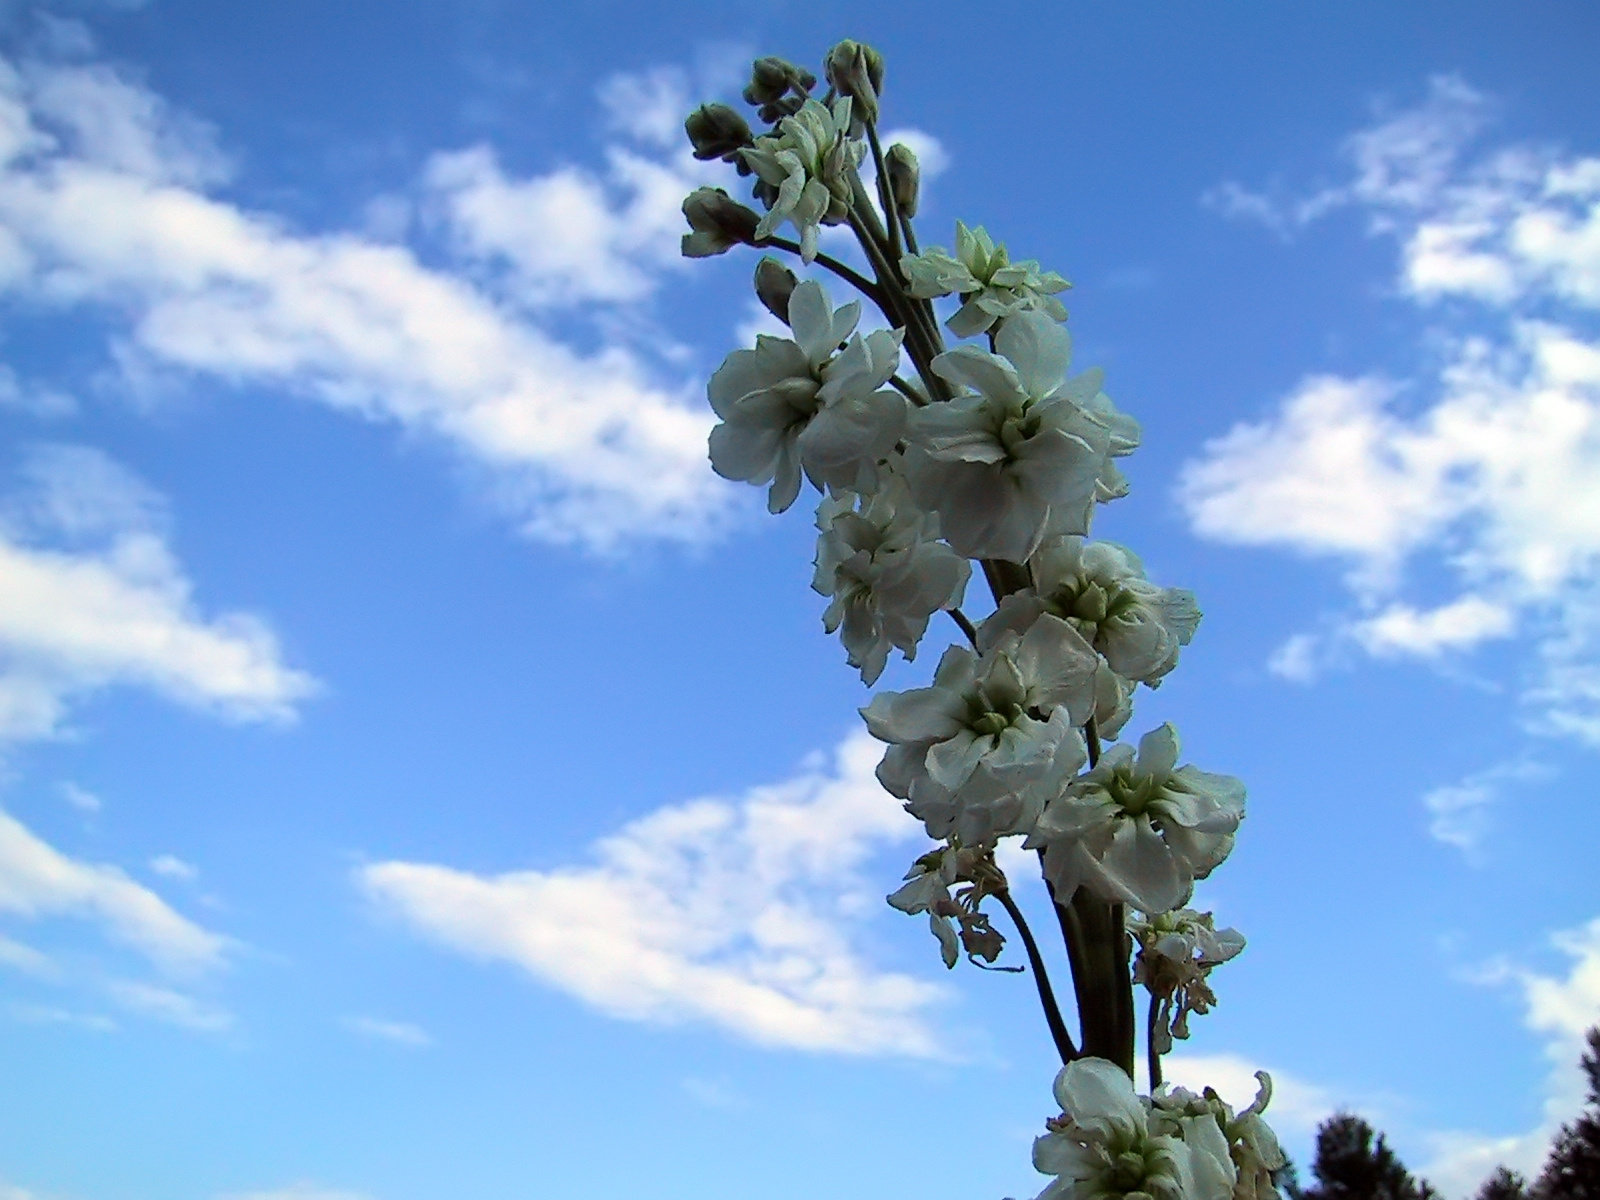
1146 991 1164 1090
753 235 882 303
996 888 1078 1065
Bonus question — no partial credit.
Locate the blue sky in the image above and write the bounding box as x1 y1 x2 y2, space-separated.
0 3 1597 1198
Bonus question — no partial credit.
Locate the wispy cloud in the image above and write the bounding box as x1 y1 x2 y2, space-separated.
1424 916 1600 1195
1185 77 1600 743
217 1186 375 1200
0 49 736 552
57 781 101 812
0 445 315 743
0 806 227 973
359 732 945 1057
1421 759 1548 861
107 979 232 1032
149 854 198 882
8 1001 115 1032
342 1015 433 1048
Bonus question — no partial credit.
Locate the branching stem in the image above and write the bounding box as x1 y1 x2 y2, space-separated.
947 606 979 648
996 888 1079 1065
753 235 882 303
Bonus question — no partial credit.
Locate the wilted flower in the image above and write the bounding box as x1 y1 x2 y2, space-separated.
707 280 906 511
904 311 1136 562
1028 723 1243 914
902 221 1071 337
1129 908 1245 1053
741 97 863 262
813 478 971 685
988 538 1201 688
1032 1058 1234 1200
887 843 1007 969
862 613 1098 844
887 845 963 967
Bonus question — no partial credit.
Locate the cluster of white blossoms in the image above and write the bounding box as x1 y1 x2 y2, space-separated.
682 41 1282 1200
1030 1060 1287 1200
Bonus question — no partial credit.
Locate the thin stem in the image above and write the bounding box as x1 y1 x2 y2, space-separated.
997 888 1079 1065
1146 992 1163 1090
1085 717 1102 769
865 121 903 261
887 373 925 406
753 235 882 303
947 606 979 648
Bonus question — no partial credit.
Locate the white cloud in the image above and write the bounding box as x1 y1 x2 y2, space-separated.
1351 596 1515 658
0 52 735 552
1421 759 1547 860
1162 1052 1335 1143
1185 80 1600 742
420 133 703 308
0 806 226 972
1267 632 1324 683
0 445 316 742
107 979 232 1031
342 1015 433 1048
56 781 99 812
359 732 945 1057
9 1001 115 1032
1424 916 1600 1197
0 932 58 977
149 854 198 881
0 363 73 416
218 1186 374 1200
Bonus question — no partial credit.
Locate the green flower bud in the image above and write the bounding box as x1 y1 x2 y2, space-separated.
680 187 760 258
742 56 815 109
885 142 920 217
684 103 752 162
752 256 797 325
824 40 885 126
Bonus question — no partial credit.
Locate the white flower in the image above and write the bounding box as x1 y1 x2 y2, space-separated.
707 280 907 512
1148 1076 1286 1200
740 97 863 262
904 312 1138 562
813 477 971 685
902 221 1071 337
1032 1058 1234 1200
987 538 1201 688
1028 723 1243 914
1129 908 1245 1053
862 613 1098 844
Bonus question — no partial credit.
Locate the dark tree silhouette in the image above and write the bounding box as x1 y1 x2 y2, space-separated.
1476 1166 1530 1200
1533 1028 1600 1200
1293 1112 1439 1200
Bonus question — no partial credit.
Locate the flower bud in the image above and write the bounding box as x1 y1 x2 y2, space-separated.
885 142 920 217
752 256 797 325
824 40 885 126
684 103 752 162
742 56 816 108
681 187 760 258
